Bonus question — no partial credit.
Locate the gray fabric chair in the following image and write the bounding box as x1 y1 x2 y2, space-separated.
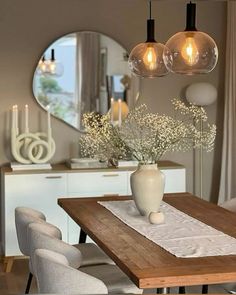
15 207 113 294
15 207 49 293
221 198 236 213
28 222 82 274
220 199 236 294
34 248 108 294
29 222 143 294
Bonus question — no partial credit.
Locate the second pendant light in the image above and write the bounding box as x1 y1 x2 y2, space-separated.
163 1 218 75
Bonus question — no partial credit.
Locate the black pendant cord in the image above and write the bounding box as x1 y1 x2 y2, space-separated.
51 49 55 62
146 0 156 42
185 1 197 31
149 0 152 19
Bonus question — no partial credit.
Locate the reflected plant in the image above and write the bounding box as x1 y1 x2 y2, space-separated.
37 76 76 125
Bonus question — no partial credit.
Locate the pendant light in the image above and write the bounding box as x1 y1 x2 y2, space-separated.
128 0 171 78
37 55 47 74
47 49 64 76
37 49 64 77
163 1 218 75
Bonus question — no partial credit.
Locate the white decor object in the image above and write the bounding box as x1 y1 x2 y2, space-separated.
186 82 217 106
148 211 165 224
130 164 165 216
185 82 217 198
68 158 107 169
117 160 138 167
11 105 56 165
10 162 52 171
99 200 236 258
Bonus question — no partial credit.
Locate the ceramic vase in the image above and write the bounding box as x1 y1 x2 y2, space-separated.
130 163 165 216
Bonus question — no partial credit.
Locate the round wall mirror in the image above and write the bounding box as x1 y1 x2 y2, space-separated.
32 31 135 130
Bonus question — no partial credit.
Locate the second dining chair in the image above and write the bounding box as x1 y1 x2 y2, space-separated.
15 206 54 294
34 248 108 294
28 222 143 294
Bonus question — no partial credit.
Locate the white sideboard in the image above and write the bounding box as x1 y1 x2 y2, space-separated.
1 161 186 266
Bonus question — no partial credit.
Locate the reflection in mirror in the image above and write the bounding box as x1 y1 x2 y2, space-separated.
33 31 137 130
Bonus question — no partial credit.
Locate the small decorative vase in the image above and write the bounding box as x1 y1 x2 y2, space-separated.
130 163 165 216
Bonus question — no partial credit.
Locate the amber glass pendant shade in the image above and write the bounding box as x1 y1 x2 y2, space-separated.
163 2 218 75
128 1 171 78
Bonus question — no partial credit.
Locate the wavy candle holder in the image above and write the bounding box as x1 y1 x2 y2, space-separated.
11 129 56 164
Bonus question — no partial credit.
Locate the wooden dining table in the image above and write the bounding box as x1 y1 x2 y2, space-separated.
58 192 236 290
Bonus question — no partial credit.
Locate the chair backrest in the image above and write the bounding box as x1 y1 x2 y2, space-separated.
28 222 81 274
34 248 108 294
221 198 236 213
15 207 47 255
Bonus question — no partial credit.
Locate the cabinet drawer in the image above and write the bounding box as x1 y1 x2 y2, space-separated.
162 168 186 193
67 171 128 194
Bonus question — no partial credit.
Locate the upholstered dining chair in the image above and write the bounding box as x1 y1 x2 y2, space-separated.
221 198 236 213
220 198 236 294
29 222 143 294
201 199 236 295
15 207 49 293
34 248 108 294
15 207 114 294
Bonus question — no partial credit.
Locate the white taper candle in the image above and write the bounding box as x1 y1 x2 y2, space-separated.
47 105 52 144
110 98 114 124
12 105 15 130
118 99 122 127
25 104 29 133
47 105 51 130
15 105 19 134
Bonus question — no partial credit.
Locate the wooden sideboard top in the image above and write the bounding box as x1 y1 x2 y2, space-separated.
1 160 184 175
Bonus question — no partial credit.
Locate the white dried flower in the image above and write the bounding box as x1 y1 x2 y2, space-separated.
80 99 216 164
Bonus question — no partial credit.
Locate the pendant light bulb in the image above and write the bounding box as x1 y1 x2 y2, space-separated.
181 36 199 66
128 1 171 78
143 44 158 70
163 1 218 75
37 56 47 74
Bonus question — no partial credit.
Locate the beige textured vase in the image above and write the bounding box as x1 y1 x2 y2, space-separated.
130 164 165 216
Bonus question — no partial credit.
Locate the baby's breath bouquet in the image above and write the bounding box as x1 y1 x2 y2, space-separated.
80 99 216 165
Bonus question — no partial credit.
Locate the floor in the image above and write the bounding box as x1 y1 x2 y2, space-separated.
0 258 231 294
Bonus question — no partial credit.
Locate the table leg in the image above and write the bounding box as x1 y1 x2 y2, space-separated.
202 285 208 294
79 228 87 243
179 286 186 293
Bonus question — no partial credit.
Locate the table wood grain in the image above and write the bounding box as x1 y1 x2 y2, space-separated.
58 193 236 289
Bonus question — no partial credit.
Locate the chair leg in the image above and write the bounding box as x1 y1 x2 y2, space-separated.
25 272 33 294
179 286 186 293
202 284 208 294
79 228 87 243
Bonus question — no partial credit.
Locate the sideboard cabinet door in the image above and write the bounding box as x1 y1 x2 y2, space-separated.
67 171 129 244
3 173 67 256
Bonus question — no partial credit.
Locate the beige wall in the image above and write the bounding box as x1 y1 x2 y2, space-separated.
0 0 226 202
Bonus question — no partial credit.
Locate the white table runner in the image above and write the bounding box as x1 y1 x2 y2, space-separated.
98 200 236 258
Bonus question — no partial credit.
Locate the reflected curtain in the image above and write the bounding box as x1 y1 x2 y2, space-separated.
218 2 236 204
76 32 100 126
